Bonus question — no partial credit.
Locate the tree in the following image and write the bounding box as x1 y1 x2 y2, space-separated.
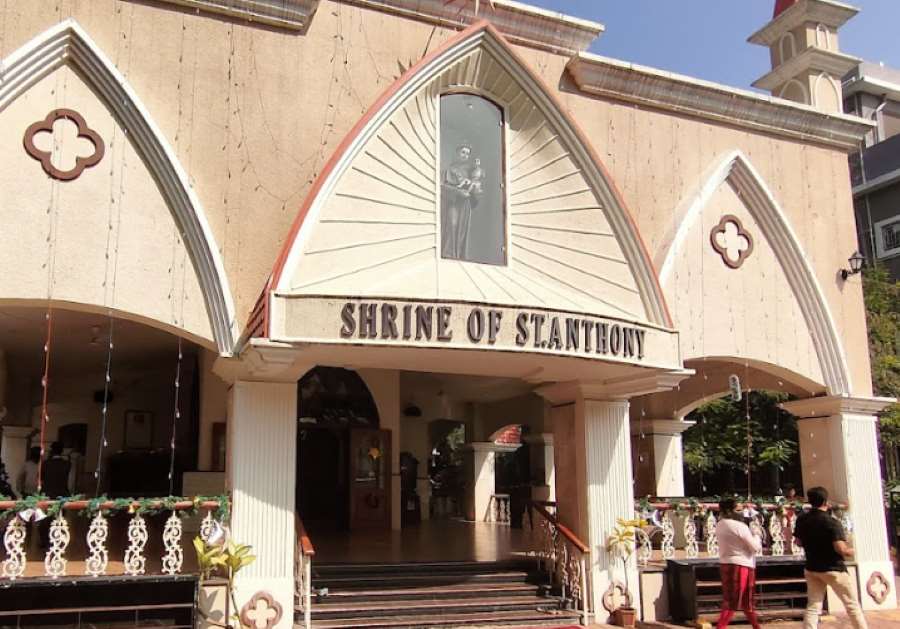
682 390 797 496
862 264 900 481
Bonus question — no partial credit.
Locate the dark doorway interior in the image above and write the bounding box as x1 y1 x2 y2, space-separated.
296 367 380 533
297 427 347 532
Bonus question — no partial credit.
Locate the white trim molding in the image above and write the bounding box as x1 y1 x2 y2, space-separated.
566 53 872 153
657 150 853 396
748 0 859 47
629 419 695 437
752 47 860 93
132 0 320 30
781 394 894 418
274 24 674 328
0 19 237 354
341 0 604 55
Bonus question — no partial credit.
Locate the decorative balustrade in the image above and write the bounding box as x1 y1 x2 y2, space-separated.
488 494 511 524
635 500 852 563
526 501 588 626
294 513 316 629
0 497 228 581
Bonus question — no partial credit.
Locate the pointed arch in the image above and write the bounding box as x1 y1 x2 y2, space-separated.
0 19 236 354
657 150 851 395
269 21 672 328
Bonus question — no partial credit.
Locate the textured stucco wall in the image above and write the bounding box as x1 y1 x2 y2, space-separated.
0 0 873 394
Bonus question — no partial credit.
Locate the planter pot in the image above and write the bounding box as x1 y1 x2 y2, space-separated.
613 606 637 628
197 580 229 629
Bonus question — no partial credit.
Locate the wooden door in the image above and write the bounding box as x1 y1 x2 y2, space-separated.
349 428 391 530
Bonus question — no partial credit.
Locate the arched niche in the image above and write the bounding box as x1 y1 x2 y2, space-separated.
297 366 380 429
779 32 796 64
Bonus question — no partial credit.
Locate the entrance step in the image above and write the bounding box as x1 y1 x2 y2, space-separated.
299 560 581 628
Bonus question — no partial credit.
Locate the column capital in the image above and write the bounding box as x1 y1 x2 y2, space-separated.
781 395 895 419
535 370 693 404
215 340 315 383
463 441 520 453
1 425 35 438
629 419 695 436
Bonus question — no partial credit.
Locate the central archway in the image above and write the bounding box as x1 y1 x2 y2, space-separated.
296 367 381 533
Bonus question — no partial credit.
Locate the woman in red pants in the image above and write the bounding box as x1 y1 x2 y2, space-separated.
715 497 763 628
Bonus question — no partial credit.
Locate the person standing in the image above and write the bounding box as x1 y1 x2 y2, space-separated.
42 441 71 498
793 486 867 629
17 447 40 497
715 497 763 628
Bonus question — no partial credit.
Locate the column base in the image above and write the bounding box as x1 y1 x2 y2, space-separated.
853 560 898 611
233 576 295 629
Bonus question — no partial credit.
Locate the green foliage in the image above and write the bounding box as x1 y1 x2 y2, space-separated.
863 265 900 460
193 536 255 582
682 390 797 480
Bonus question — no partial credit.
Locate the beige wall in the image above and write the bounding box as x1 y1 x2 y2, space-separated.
0 0 873 396
0 63 215 346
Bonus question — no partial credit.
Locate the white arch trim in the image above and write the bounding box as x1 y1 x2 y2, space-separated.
778 78 809 104
271 22 672 327
656 150 852 395
779 32 796 65
0 19 237 354
813 72 840 109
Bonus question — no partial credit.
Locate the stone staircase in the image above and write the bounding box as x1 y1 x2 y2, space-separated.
299 559 582 628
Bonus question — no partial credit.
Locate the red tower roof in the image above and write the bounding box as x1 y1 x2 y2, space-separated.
774 0 799 18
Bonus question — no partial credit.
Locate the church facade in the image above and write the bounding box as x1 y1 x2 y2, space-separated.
0 0 894 625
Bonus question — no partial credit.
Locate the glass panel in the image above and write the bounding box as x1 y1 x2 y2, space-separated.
355 434 385 489
440 94 506 265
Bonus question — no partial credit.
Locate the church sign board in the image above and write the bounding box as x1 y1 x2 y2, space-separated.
275 296 681 370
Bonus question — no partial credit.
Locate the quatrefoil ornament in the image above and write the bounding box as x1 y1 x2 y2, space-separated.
240 591 283 629
867 571 891 605
710 214 754 269
24 108 105 181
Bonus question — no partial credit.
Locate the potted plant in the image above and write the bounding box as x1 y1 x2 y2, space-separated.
606 518 642 628
195 529 256 629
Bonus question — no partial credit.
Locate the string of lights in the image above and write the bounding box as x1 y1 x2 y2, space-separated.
168 337 183 495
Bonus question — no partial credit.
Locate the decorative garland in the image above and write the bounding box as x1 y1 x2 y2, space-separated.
0 494 230 521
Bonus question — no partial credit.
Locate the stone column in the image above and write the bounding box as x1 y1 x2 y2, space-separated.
538 374 688 624
462 441 519 522
782 396 897 611
631 419 693 498
523 432 555 503
463 442 498 522
228 381 297 628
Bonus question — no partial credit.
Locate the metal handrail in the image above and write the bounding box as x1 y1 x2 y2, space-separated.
294 513 314 629
527 501 590 625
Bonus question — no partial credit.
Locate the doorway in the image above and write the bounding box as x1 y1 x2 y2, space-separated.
296 367 384 533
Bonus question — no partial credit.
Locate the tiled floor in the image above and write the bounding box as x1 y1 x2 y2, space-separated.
312 518 534 562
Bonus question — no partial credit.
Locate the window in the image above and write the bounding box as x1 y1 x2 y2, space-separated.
439 93 506 265
875 216 900 258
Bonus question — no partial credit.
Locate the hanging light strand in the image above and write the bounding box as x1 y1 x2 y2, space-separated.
745 361 752 500
36 306 54 495
93 317 115 495
168 337 183 495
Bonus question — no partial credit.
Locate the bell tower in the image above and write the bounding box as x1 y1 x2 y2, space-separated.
749 0 860 112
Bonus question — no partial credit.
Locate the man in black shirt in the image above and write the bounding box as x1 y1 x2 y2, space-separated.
793 486 867 628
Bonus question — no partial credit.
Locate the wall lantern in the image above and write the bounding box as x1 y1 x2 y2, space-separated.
841 251 865 280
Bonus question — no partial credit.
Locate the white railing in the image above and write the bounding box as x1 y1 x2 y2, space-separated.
527 502 589 626
636 501 851 562
488 494 511 524
0 498 227 580
294 514 315 629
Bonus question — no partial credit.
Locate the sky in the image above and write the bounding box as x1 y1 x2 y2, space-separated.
523 0 900 92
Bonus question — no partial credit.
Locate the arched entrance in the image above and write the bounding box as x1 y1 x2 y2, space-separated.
296 367 387 532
